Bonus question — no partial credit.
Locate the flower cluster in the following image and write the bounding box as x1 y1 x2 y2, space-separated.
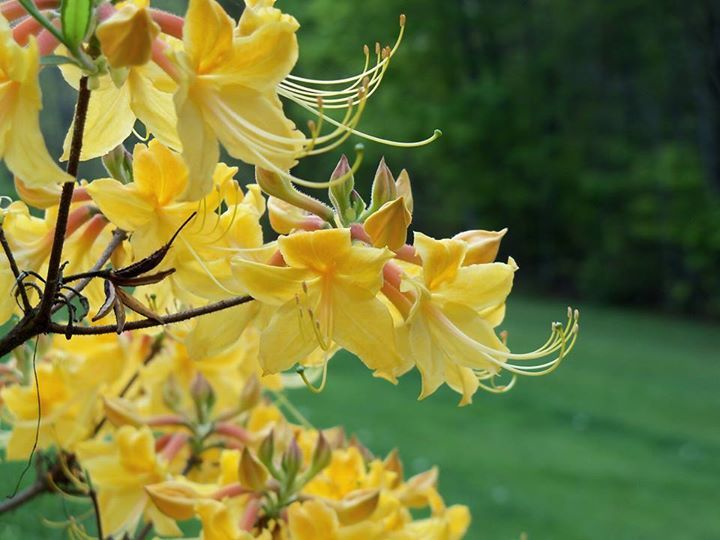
0 0 579 536
1 331 468 539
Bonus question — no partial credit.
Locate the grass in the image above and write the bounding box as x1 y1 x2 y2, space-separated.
2 295 719 539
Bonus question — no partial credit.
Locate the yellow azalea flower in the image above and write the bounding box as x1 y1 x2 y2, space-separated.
392 505 470 540
232 228 409 381
1 361 95 459
96 0 161 68
394 233 578 405
195 499 268 540
0 16 71 186
76 425 180 537
286 499 384 540
60 56 180 161
172 0 302 200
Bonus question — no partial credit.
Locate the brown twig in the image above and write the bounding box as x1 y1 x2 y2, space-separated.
88 481 104 539
36 76 90 320
48 295 254 336
51 228 127 315
0 226 30 312
0 475 49 513
0 77 91 357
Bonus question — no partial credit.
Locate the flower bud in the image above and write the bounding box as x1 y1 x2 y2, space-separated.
368 158 397 213
309 432 331 475
258 431 275 471
162 375 183 413
145 482 198 520
96 0 160 68
363 197 412 250
395 169 413 213
268 196 326 234
256 168 334 222
101 145 133 184
190 373 216 421
281 437 303 481
238 447 269 491
328 155 355 223
103 397 144 428
239 375 261 413
453 228 507 265
383 449 404 489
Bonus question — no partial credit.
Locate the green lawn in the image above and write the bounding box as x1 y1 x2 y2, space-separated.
2 296 719 539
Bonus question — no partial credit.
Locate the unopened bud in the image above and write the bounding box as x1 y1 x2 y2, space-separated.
383 449 404 488
310 432 331 475
238 448 269 491
368 158 397 213
281 437 303 481
96 1 160 68
103 397 143 428
145 482 198 520
101 145 133 184
402 467 439 508
190 373 216 421
268 196 326 234
363 197 412 250
453 228 508 265
162 375 183 412
239 375 261 413
256 168 334 222
395 169 413 213
328 155 355 224
258 431 275 470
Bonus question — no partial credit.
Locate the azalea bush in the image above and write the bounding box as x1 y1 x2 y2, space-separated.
0 0 578 538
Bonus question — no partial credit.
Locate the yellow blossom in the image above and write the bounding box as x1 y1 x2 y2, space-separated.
232 228 409 381
0 16 71 186
172 0 302 199
76 425 180 537
394 232 578 404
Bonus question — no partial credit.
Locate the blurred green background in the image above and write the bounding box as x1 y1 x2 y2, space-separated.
2 0 720 538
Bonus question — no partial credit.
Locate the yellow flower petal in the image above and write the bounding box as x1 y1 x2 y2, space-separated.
278 228 351 271
183 0 234 74
413 232 467 291
232 257 310 304
86 178 155 231
433 262 515 312
259 297 318 373
61 73 135 161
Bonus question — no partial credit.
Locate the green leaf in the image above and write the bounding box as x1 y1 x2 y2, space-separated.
60 0 93 50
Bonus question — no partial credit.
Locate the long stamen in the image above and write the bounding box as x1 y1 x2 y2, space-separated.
433 306 579 377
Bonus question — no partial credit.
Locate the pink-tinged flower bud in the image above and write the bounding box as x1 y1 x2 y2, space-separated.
256 168 334 222
190 372 216 421
328 155 355 223
363 197 412 250
281 436 303 481
96 0 160 68
368 158 397 213
268 196 327 234
453 228 508 265
145 482 199 520
238 447 269 492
